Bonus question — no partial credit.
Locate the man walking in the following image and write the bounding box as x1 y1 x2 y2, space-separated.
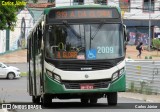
136 42 143 58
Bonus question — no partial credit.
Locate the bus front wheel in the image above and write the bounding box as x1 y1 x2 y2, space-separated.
107 92 117 105
42 94 52 107
32 96 40 104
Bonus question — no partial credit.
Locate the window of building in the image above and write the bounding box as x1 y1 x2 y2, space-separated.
119 0 130 12
143 0 154 12
94 0 107 5
73 0 84 5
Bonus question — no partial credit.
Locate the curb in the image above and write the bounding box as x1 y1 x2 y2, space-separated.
4 62 27 64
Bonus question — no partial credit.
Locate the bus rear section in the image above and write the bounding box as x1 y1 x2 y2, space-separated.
27 5 127 106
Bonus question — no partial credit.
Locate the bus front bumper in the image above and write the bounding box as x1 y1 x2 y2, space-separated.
44 73 126 94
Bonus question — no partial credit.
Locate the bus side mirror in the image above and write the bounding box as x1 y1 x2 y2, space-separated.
123 25 129 42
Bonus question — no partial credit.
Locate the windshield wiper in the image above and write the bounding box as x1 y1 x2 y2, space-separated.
91 22 104 40
63 21 82 39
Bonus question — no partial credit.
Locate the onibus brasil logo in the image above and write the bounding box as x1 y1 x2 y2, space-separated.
1 103 42 109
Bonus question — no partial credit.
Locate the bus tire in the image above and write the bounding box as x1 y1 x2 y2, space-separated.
90 98 98 104
42 94 52 107
107 92 117 106
32 96 40 104
81 98 89 104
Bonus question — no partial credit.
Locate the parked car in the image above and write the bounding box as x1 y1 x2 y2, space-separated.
0 62 21 79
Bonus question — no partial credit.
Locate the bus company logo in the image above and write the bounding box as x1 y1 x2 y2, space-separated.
2 104 12 109
1 104 42 109
81 67 92 71
85 74 89 78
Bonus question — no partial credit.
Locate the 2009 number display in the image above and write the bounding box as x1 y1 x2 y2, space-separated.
97 46 114 54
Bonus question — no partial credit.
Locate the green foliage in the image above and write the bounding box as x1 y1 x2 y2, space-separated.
0 0 25 30
149 56 152 59
127 81 134 92
32 0 38 3
21 72 27 77
145 86 152 95
152 38 160 56
145 56 148 59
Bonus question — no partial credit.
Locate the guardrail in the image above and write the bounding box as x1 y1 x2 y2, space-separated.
126 59 160 94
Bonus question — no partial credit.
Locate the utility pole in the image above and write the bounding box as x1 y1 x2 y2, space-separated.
148 0 151 51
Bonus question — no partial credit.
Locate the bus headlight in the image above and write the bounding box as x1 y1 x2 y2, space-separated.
46 70 53 77
46 69 61 83
53 73 61 83
119 68 124 76
112 68 124 81
112 72 119 81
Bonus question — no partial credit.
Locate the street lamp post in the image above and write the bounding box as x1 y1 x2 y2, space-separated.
148 0 151 51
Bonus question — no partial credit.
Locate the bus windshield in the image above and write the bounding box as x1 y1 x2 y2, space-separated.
45 23 124 60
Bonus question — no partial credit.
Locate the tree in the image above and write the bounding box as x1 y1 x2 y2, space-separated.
0 0 25 30
152 38 160 56
32 0 38 3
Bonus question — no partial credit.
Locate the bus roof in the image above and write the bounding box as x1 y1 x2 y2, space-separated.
44 5 121 15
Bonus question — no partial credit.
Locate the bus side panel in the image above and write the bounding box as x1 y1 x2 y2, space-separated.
27 38 32 95
34 25 43 96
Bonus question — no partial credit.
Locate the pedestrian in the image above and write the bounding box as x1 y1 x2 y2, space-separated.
136 42 143 58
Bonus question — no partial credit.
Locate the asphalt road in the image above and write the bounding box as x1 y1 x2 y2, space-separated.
0 77 146 103
0 77 160 112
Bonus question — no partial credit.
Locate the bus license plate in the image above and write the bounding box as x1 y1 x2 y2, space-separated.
80 84 94 90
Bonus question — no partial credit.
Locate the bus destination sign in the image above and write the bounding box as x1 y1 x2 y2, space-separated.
48 8 119 19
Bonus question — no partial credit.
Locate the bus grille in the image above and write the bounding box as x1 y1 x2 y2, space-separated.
57 60 114 71
62 79 111 89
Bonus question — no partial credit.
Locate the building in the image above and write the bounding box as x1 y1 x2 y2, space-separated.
0 9 34 54
121 0 160 45
0 0 54 54
55 0 160 45
0 30 6 53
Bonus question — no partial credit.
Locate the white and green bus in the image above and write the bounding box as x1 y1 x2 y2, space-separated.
27 5 128 106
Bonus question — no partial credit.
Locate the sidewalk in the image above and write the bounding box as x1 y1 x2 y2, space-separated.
126 46 160 60
0 49 27 63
